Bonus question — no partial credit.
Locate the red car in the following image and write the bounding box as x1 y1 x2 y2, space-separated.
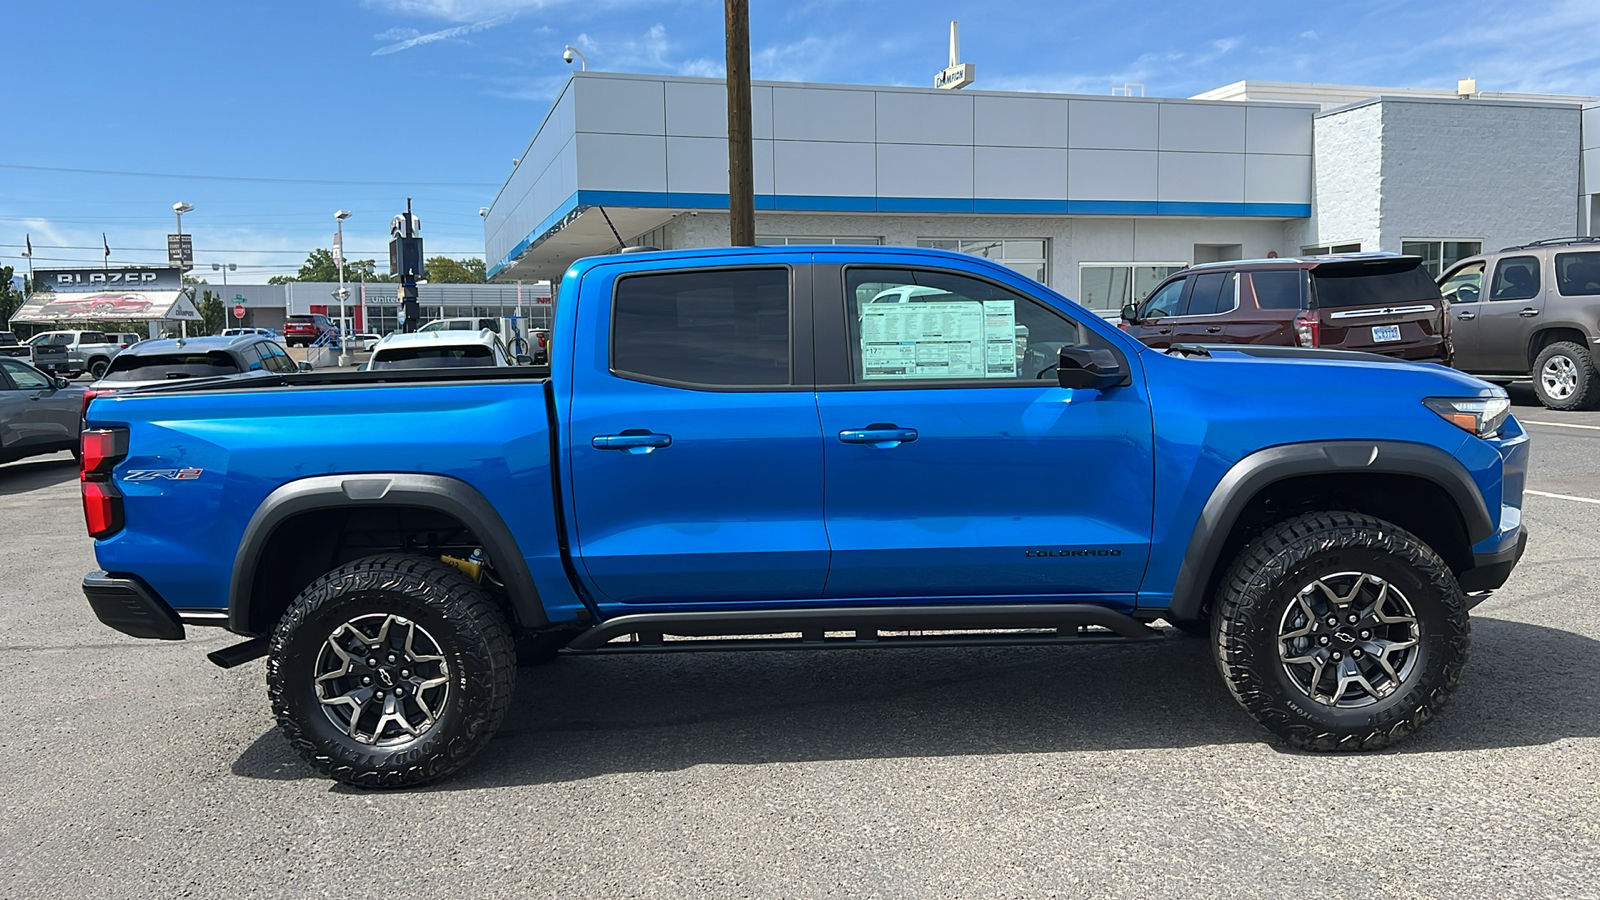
1120 254 1451 364
282 314 339 348
38 294 154 317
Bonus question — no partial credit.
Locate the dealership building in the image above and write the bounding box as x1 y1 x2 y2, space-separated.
483 72 1598 311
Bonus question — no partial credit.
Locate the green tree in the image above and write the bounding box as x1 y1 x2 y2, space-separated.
199 290 226 335
269 248 393 284
0 266 24 327
423 256 488 283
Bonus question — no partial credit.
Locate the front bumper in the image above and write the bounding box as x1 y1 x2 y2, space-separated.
82 570 185 640
1458 525 1528 598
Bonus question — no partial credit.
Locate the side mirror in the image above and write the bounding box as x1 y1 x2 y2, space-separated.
515 354 535 366
297 361 314 373
1120 304 1140 324
1057 346 1125 391
55 376 71 389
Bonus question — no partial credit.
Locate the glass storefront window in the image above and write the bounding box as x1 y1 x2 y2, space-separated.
1077 263 1186 311
915 239 1049 284
1402 240 1483 278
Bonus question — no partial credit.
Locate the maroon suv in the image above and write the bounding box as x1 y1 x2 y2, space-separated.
1120 254 1450 363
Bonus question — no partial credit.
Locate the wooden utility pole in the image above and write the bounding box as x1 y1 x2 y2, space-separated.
725 0 755 246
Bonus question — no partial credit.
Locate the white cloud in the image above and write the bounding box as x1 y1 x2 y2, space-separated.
372 16 509 55
363 0 561 23
374 27 422 41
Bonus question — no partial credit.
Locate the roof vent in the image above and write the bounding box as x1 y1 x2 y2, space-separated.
1457 78 1476 98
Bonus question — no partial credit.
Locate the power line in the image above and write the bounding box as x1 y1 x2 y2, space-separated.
0 243 485 256
0 162 499 188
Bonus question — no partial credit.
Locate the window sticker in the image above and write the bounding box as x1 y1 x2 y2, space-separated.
859 299 1017 380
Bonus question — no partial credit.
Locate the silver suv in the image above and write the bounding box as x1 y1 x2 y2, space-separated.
24 330 129 380
1439 237 1600 410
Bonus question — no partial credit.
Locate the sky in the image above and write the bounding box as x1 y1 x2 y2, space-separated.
6 0 1600 284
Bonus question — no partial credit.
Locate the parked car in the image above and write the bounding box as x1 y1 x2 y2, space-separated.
1437 237 1600 409
89 335 300 397
0 332 30 359
24 330 129 379
346 333 382 352
417 317 502 334
364 329 514 370
221 327 287 346
282 314 338 347
111 333 144 349
0 357 85 464
79 246 1527 788
1120 254 1450 364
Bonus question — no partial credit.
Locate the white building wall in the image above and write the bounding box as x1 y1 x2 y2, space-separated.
1309 102 1384 252
664 212 1286 302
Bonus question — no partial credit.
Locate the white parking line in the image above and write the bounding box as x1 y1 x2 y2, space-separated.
1527 489 1600 505
1523 420 1600 431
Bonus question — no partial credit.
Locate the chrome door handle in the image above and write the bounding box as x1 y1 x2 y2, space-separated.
1456 311 1476 320
1519 308 1540 317
838 425 918 447
593 432 672 454
1206 326 1223 333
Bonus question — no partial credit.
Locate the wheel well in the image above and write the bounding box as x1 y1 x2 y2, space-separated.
1203 472 1475 615
1528 327 1589 369
244 504 517 635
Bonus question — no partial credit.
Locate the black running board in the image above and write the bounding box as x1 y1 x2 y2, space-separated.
207 636 270 669
564 604 1161 654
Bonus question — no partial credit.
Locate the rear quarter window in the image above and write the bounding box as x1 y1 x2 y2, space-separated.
1248 271 1305 309
1311 261 1441 308
1554 251 1600 296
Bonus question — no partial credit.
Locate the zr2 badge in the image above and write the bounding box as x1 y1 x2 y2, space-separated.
124 468 204 482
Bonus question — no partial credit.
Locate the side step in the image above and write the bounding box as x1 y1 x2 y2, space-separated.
564 604 1161 654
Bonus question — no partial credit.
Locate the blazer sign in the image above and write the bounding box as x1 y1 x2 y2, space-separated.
41 267 182 292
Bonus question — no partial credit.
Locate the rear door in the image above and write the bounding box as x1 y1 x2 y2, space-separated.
1479 254 1545 373
1310 260 1445 358
813 261 1154 605
1168 271 1235 344
1234 269 1304 345
566 259 830 607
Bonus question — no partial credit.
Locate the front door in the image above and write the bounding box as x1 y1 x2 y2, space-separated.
1479 254 1544 373
566 261 830 607
1439 261 1486 367
1128 276 1187 348
0 358 72 450
1168 271 1236 344
814 263 1154 606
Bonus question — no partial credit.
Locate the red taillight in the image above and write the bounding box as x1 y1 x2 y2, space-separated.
1294 310 1320 347
80 428 129 539
81 389 101 421
82 480 124 538
537 333 548 347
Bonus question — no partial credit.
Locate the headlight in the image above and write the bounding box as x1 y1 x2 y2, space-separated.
1424 395 1512 438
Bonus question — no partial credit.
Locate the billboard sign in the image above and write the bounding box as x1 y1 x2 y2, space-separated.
37 267 182 292
166 234 194 270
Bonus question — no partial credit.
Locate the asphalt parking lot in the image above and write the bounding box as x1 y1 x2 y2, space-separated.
2 383 1597 899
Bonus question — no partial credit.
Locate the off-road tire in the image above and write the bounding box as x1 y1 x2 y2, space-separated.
267 554 515 787
87 358 110 380
514 630 576 667
1213 511 1470 752
1533 341 1600 411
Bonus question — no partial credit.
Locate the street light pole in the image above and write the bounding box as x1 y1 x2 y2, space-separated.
335 210 352 366
173 202 194 340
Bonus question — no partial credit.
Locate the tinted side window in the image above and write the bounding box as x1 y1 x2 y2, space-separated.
265 343 296 373
1182 272 1232 316
612 268 791 387
1554 251 1600 296
1489 256 1540 302
1313 261 1441 307
1141 279 1186 318
81 332 106 344
1250 271 1304 309
846 267 1082 384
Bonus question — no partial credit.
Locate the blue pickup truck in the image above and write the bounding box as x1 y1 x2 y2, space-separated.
79 246 1528 786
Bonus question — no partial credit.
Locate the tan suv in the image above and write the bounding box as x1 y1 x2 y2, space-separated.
1120 254 1450 364
1438 237 1600 410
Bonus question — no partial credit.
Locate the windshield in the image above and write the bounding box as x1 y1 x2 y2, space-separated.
101 351 242 382
369 345 495 370
1312 260 1441 308
0 332 16 345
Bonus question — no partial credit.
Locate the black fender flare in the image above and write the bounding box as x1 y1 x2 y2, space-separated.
1165 441 1493 622
228 473 547 634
